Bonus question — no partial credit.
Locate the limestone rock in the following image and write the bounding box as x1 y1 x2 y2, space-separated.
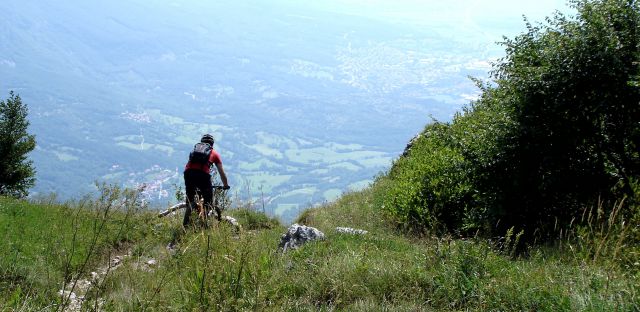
58 290 76 300
221 215 242 232
278 224 325 252
336 227 368 235
111 256 123 267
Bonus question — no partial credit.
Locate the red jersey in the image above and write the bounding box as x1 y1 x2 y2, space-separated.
184 149 222 175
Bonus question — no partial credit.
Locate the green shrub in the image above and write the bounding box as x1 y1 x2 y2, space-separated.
477 0 640 238
384 122 471 233
381 0 640 240
382 91 513 234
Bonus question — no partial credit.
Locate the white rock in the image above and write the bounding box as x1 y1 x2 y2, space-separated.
278 224 325 252
76 279 92 291
336 227 368 235
58 290 76 300
146 259 157 266
222 215 239 226
221 215 242 233
111 256 122 267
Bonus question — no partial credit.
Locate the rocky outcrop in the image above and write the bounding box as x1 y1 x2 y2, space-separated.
58 252 161 311
58 253 130 311
278 224 325 252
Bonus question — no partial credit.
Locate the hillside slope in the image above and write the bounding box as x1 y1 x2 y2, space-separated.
1 183 637 310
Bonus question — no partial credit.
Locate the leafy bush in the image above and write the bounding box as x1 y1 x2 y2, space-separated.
382 87 515 234
482 0 640 237
384 122 471 233
382 0 640 240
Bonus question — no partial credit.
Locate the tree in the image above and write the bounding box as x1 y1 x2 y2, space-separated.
0 91 36 197
479 0 640 237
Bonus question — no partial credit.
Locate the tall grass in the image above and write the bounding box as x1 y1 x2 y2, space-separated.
557 195 640 273
1 183 638 310
93 183 640 310
0 185 164 311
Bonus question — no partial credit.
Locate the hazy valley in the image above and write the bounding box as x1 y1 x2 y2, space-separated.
0 0 566 220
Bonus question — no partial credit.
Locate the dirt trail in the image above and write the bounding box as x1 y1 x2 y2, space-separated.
57 210 240 311
58 251 134 311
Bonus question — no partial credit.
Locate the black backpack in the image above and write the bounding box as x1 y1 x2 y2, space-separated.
189 142 212 165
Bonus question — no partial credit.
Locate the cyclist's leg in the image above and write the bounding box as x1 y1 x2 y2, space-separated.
201 179 215 221
211 189 223 222
214 201 222 222
183 170 197 227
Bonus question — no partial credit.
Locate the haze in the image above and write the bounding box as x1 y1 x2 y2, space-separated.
0 0 570 220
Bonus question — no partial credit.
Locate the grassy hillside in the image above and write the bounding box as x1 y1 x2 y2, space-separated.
0 186 159 308
1 182 638 311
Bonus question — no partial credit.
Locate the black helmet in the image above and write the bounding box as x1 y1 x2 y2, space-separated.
201 134 214 145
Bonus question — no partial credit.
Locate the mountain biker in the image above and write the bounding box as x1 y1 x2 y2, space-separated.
183 134 230 226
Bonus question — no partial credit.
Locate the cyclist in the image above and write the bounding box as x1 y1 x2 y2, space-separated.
183 134 230 226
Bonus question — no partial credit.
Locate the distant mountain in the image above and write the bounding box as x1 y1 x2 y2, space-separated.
0 0 568 221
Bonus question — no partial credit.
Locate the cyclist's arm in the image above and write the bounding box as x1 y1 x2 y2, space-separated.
214 162 229 188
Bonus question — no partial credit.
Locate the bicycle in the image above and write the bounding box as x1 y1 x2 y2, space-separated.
163 185 232 251
159 185 230 227
196 185 230 225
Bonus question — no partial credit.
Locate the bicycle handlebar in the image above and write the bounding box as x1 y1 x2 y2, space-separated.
213 185 231 190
